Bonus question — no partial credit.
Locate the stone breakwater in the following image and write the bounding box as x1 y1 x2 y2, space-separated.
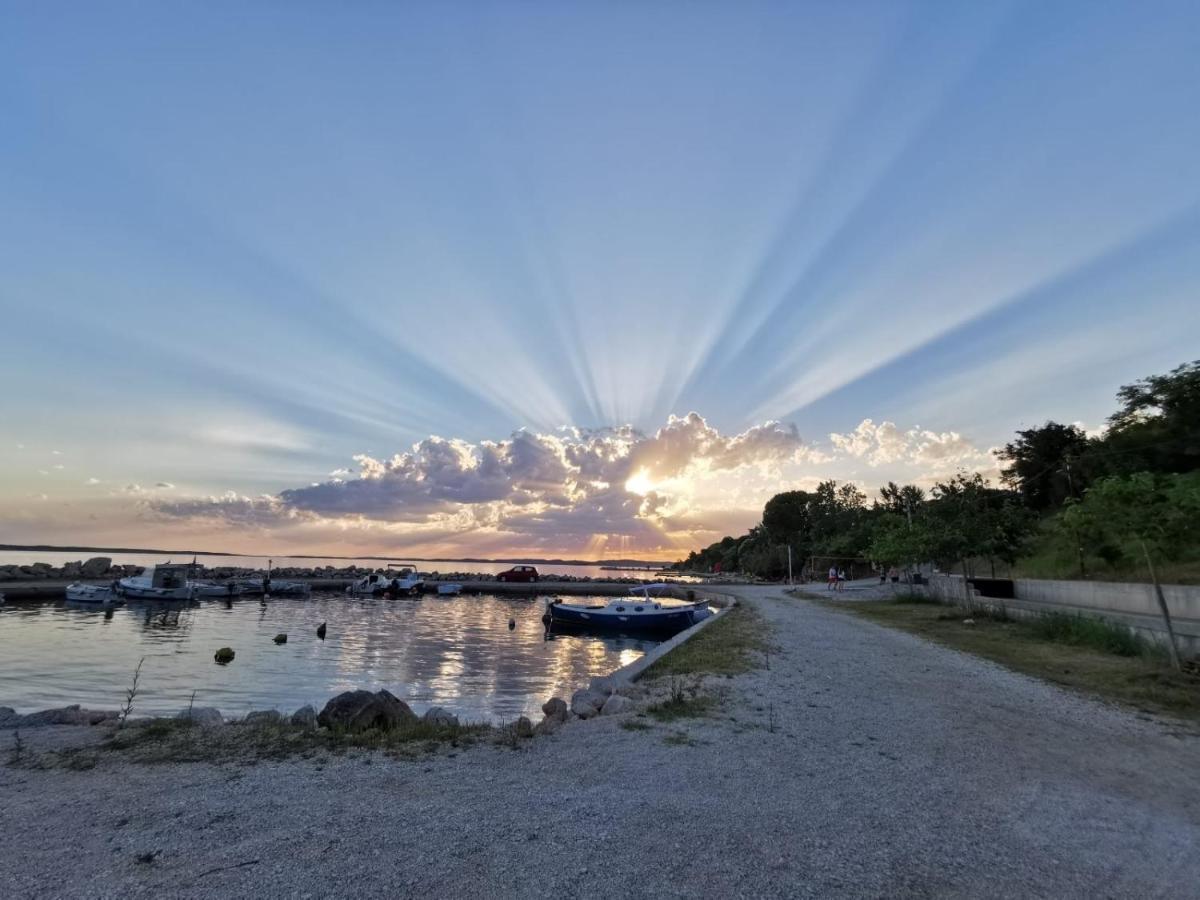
0 556 669 585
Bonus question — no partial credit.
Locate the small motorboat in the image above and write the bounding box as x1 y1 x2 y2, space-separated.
543 590 711 637
436 583 463 596
65 583 123 605
189 580 243 598
118 564 198 601
347 565 424 597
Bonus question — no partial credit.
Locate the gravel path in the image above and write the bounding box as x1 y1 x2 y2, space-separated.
3 586 1198 898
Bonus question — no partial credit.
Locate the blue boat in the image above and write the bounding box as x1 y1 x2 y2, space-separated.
544 586 711 637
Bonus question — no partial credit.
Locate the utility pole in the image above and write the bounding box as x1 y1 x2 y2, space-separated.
787 546 793 585
1064 459 1086 578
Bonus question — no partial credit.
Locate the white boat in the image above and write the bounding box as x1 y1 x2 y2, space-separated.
230 576 311 597
346 566 423 597
189 580 243 598
436 583 463 596
118 564 198 601
65 583 122 605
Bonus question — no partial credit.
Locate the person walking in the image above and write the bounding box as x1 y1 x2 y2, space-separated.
827 565 838 590
837 568 847 591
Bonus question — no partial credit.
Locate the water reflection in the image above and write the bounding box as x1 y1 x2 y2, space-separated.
0 593 656 721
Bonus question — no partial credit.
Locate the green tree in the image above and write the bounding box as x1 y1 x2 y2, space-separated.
1101 360 1200 475
1061 471 1200 670
998 421 1093 510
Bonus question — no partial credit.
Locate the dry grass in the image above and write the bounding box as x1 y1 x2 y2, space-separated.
827 598 1200 720
643 603 772 679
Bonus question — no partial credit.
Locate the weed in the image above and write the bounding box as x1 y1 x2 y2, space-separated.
118 657 146 727
662 731 697 747
1028 613 1149 657
644 604 772 678
8 728 24 766
619 719 653 732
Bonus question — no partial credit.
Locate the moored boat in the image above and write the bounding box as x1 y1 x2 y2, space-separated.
543 592 710 637
347 565 424 597
65 582 123 605
118 564 198 601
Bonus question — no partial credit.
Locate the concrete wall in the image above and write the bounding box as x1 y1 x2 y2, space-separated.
924 574 1200 658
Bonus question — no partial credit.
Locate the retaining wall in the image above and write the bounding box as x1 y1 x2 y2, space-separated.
925 574 1200 658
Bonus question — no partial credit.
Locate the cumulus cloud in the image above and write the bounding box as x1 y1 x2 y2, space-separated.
828 419 996 477
152 413 808 547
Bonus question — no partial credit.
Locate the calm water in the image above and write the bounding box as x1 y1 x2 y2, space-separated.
0 551 677 580
0 592 661 722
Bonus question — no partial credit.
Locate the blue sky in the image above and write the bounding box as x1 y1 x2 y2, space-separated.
2 1 1198 558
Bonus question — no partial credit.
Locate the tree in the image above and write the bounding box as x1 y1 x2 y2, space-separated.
1102 360 1200 475
762 490 813 547
1060 471 1200 670
998 422 1093 510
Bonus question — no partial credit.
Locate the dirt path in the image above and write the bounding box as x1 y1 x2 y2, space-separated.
2 586 1198 898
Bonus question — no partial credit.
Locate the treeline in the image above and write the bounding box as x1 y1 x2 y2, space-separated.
674 360 1200 584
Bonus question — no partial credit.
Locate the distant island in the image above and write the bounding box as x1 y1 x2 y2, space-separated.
0 543 672 569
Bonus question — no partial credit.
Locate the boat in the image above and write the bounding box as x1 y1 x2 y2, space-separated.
189 580 243 598
543 589 711 637
65 583 123 605
347 565 424 597
230 577 311 597
118 564 198 601
436 582 463 596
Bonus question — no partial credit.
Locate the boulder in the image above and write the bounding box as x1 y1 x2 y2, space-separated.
515 716 534 738
570 689 607 720
600 694 635 716
317 689 417 733
0 706 17 727
62 561 83 578
422 706 459 728
177 707 224 727
533 716 562 736
290 705 318 730
19 705 87 726
244 710 282 726
541 697 569 722
31 562 54 573
214 647 235 664
81 557 112 578
273 633 287 644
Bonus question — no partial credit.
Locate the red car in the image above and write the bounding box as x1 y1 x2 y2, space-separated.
496 565 539 583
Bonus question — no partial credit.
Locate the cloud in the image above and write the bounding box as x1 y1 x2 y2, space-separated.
828 419 997 479
155 481 175 489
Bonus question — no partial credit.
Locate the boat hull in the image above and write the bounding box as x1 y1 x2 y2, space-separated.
65 584 121 605
545 602 702 637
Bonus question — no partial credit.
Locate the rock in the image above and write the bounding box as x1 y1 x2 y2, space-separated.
600 694 635 716
422 706 459 728
541 697 569 722
273 633 287 644
177 707 224 727
317 689 417 733
244 710 282 726
214 647 235 664
81 557 112 578
0 706 17 727
19 705 85 726
588 675 624 696
31 562 54 572
533 716 562 736
61 561 83 578
290 705 318 729
570 688 607 720
515 716 534 738
316 622 327 640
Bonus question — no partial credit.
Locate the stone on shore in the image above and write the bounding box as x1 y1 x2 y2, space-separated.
318 689 417 732
600 694 635 716
570 689 607 719
177 707 224 727
244 710 283 726
533 715 562 736
541 697 569 722
515 716 534 738
81 557 112 578
14 705 119 727
422 706 459 728
290 705 318 730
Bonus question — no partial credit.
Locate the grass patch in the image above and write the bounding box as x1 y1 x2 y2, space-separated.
619 719 653 732
662 731 699 747
831 599 1200 719
645 693 716 722
643 603 771 679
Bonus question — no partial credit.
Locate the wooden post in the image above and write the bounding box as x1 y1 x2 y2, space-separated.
1140 537 1182 671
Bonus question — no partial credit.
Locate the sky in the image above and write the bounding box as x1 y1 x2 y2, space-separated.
1 1 1198 561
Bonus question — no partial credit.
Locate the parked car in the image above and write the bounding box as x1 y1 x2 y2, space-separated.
496 565 539 583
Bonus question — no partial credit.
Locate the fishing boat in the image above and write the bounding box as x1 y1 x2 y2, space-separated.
118 564 198 601
436 582 463 596
543 586 711 637
65 583 123 605
189 580 243 598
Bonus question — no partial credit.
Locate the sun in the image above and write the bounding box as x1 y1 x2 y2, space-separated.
624 469 655 496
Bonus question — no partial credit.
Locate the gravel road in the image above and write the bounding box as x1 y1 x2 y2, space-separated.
3 586 1198 898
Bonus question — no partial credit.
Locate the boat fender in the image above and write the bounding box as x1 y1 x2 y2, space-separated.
508 618 516 630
